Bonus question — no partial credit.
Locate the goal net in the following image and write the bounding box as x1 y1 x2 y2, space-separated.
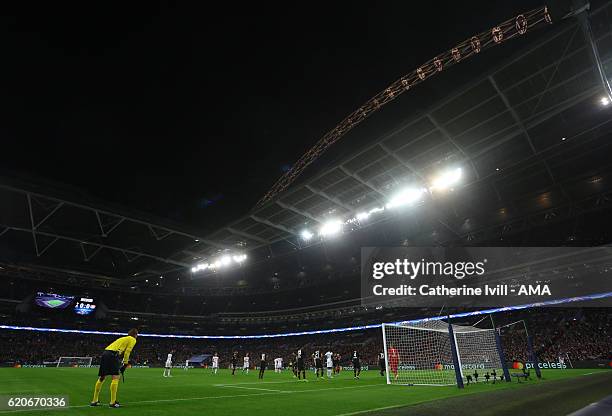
498 320 542 376
382 320 504 386
57 356 93 367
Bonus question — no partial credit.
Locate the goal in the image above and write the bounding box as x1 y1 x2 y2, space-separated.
382 319 509 387
498 320 542 378
56 356 93 367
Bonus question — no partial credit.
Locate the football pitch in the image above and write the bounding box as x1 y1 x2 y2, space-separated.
0 368 610 416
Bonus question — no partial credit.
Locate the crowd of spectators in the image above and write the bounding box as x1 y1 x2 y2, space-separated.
500 308 611 362
0 308 609 367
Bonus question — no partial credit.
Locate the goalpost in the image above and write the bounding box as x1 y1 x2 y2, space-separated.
57 356 93 367
382 319 509 387
498 319 542 378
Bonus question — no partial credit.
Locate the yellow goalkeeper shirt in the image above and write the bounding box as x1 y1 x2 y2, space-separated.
105 336 137 364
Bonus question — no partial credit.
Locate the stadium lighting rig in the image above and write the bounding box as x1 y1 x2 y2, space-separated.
430 167 463 191
300 167 464 241
191 253 247 274
319 219 343 237
300 229 314 241
255 6 554 208
385 187 426 209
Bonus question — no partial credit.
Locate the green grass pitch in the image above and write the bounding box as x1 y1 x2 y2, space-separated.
0 368 610 416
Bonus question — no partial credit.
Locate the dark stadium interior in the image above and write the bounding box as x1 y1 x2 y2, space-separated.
1 1 612 415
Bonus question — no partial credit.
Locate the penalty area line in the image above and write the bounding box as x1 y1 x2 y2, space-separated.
213 379 310 386
334 403 411 416
218 385 289 393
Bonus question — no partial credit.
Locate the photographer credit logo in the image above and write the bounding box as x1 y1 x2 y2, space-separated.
357 247 600 308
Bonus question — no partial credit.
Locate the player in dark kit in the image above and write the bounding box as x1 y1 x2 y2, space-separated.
258 353 267 379
296 349 306 380
334 353 341 375
290 353 297 377
378 351 386 376
313 350 323 378
352 350 361 379
332 353 339 375
231 351 238 375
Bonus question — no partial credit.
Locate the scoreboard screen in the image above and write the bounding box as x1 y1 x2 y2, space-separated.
74 297 96 315
35 292 75 309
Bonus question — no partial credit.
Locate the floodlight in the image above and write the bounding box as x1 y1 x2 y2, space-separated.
355 212 370 221
319 219 342 237
430 167 462 190
220 255 232 266
601 96 611 106
191 266 197 273
300 229 314 241
233 254 247 263
386 187 425 209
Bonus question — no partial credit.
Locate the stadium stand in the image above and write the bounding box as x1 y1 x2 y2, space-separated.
1 307 609 367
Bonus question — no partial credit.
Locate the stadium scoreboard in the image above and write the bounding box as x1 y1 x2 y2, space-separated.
74 297 96 316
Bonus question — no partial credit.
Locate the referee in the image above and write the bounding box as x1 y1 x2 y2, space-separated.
90 328 138 408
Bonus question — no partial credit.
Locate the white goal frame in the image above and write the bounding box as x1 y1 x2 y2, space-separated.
56 356 93 367
382 320 505 387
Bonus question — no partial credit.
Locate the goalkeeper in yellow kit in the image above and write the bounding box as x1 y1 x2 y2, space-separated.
90 328 138 408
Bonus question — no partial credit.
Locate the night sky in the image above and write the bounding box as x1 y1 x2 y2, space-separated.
0 1 542 231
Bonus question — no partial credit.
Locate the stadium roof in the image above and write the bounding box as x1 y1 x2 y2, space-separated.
1 1 612 288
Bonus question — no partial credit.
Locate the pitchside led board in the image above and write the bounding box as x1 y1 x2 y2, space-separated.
360 247 612 308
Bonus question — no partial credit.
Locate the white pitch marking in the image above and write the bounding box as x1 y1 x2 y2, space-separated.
219 385 288 393
334 403 410 416
213 380 304 386
0 382 386 413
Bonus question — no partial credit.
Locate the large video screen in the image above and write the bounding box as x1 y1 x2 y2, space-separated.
34 292 75 309
74 297 96 316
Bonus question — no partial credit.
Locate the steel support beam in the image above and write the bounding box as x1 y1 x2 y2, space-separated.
95 211 125 237
250 215 296 236
427 113 480 180
148 225 174 241
488 75 569 200
80 244 103 262
0 181 230 250
26 194 39 255
226 227 271 244
304 184 356 215
338 166 387 199
5 226 189 267
276 201 320 224
378 143 427 183
33 201 64 229
578 8 612 100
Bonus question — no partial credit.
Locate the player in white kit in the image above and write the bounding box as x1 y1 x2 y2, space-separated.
274 357 283 373
325 351 333 378
243 353 250 374
163 352 173 377
184 359 189 370
211 353 219 374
